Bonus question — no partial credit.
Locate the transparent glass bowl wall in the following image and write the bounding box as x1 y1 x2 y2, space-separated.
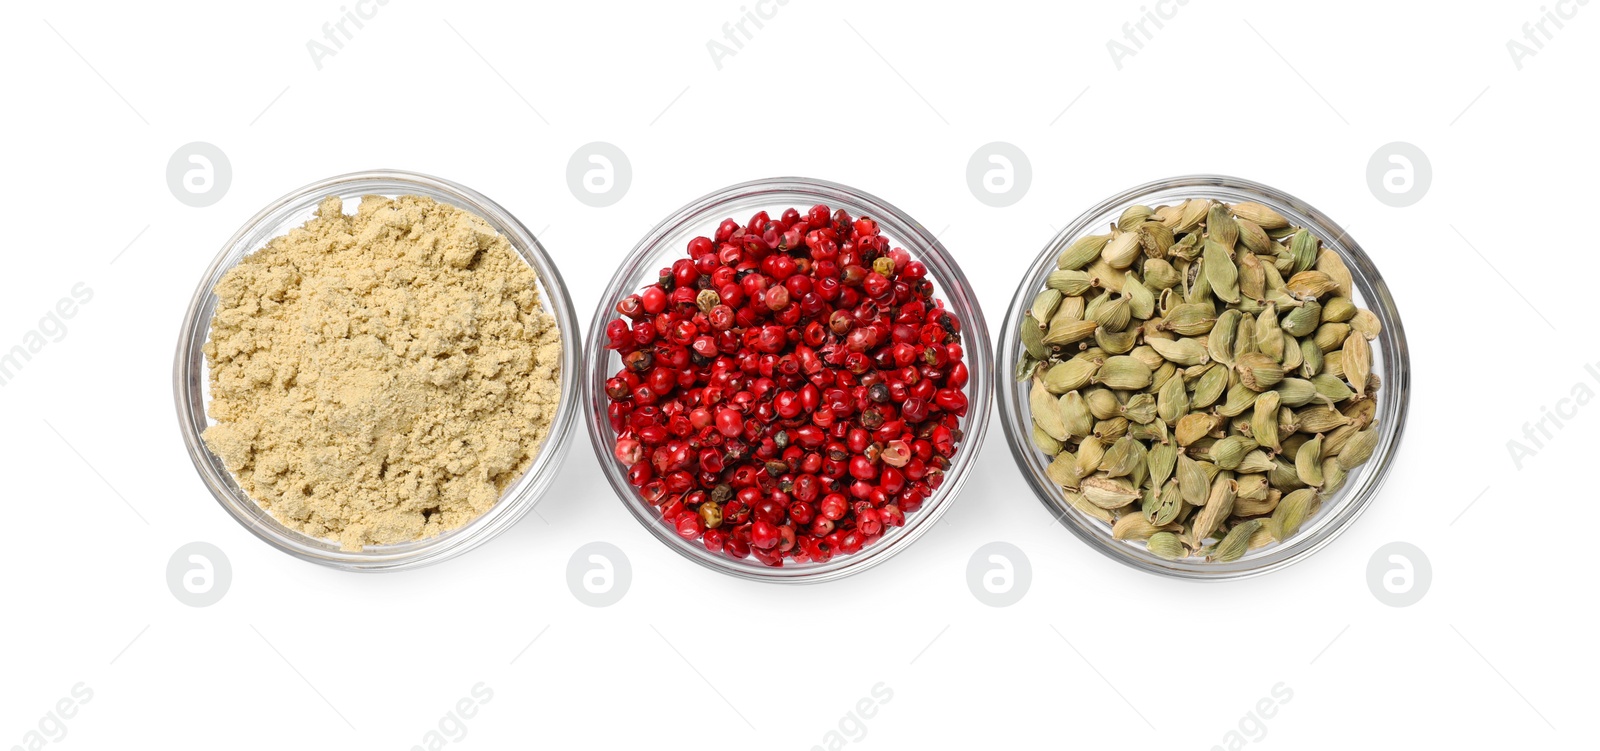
585 177 993 583
996 175 1409 580
174 170 581 571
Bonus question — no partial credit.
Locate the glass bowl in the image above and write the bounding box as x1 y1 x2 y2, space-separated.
997 175 1409 580
173 170 581 572
585 177 992 583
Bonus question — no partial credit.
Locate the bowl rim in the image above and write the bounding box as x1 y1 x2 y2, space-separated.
584 175 992 583
172 169 581 572
995 174 1410 580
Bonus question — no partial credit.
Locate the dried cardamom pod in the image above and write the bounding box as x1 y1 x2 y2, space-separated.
1175 413 1219 446
1190 473 1238 542
1031 379 1069 441
1209 519 1262 562
1287 229 1319 275
1207 308 1241 367
1203 238 1241 304
1044 318 1099 347
1235 352 1285 391
1044 358 1101 394
1296 434 1324 486
1046 270 1095 296
1342 332 1372 398
1336 428 1378 470
1143 257 1181 290
1270 488 1319 541
1058 234 1110 270
1252 390 1283 452
1081 475 1141 509
1055 391 1091 439
1148 336 1210 367
1156 371 1190 425
1020 197 1386 562
1101 231 1144 269
1190 364 1229 409
1161 303 1219 335
1118 205 1154 231
1232 202 1289 229
1146 531 1187 560
1094 356 1154 390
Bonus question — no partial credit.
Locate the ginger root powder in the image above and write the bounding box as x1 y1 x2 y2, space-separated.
202 195 561 549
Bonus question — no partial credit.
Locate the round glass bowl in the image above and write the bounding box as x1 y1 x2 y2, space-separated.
174 170 581 572
586 177 992 583
997 175 1409 580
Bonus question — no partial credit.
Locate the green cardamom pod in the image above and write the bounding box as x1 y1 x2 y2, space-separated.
1044 318 1099 346
1031 423 1062 455
1030 288 1064 323
1147 441 1178 488
1191 473 1238 541
1206 203 1239 249
1143 257 1181 290
1157 370 1190 424
1063 490 1114 523
1287 229 1318 275
1057 234 1109 270
1146 531 1187 560
1336 428 1378 470
1047 451 1079 489
1176 452 1209 505
1080 475 1141 509
1060 391 1094 438
1083 388 1121 420
1321 295 1356 323
1021 316 1046 359
1252 390 1282 452
1270 488 1319 541
1075 436 1106 477
1044 358 1101 394
1231 201 1289 229
1046 270 1094 296
1093 356 1153 390
1101 232 1143 269
1191 364 1229 409
1120 393 1158 425
1030 379 1069 441
1123 273 1156 320
1175 413 1218 446
1280 300 1321 337
1161 303 1219 335
1235 352 1285 391
1208 519 1261 562
1208 309 1241 367
1296 434 1324 486
1203 238 1241 304
1342 332 1372 398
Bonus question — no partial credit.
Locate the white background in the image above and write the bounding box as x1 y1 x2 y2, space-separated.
1 1 1593 749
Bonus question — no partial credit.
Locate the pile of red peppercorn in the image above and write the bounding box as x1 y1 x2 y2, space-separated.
602 204 970 567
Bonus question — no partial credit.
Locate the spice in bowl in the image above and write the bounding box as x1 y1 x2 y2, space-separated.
599 205 971 567
1018 198 1382 561
201 195 562 549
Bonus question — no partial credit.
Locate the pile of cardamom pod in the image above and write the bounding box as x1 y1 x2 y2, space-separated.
1019 198 1382 562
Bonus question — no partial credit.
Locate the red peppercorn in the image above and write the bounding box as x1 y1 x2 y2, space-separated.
604 205 968 565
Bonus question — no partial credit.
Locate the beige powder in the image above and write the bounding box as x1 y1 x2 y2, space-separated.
202 194 561 549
